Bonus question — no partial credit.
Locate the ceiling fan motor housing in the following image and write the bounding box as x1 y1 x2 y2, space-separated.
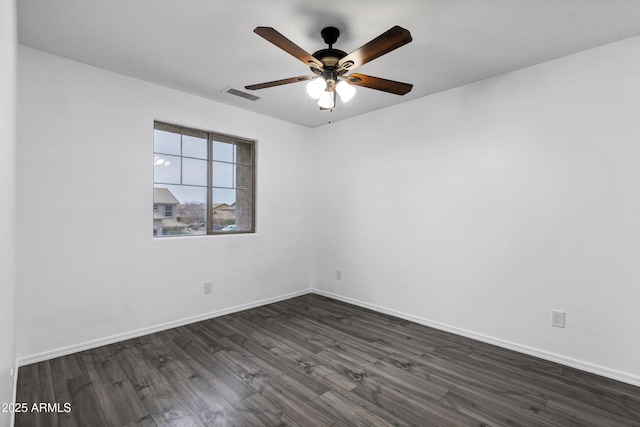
320 26 340 46
311 26 350 83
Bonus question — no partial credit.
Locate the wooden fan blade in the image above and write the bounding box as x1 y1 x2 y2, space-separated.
245 76 314 90
254 27 323 68
346 73 413 95
338 26 412 71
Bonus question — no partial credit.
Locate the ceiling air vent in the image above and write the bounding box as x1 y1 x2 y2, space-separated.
224 88 260 101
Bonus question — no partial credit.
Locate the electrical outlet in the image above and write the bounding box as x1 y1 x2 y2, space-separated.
552 310 565 328
204 281 213 294
336 269 342 280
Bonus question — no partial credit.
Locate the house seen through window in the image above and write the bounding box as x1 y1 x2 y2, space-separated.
153 122 255 237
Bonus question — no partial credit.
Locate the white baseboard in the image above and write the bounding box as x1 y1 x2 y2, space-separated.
312 289 640 388
18 287 640 388
18 288 313 366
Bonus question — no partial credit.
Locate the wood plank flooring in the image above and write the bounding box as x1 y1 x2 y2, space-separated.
15 293 640 426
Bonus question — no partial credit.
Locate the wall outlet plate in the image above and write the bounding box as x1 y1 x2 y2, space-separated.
552 310 565 328
204 281 213 294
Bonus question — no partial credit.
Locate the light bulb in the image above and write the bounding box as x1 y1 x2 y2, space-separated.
306 78 325 99
154 156 165 166
317 90 335 109
336 80 356 103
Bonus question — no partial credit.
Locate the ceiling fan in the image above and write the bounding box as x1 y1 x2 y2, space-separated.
245 25 413 109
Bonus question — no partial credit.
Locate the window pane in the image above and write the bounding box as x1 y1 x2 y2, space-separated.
182 158 207 186
212 140 234 162
212 187 235 205
212 161 234 188
212 188 236 231
160 184 206 206
177 190 207 236
154 129 181 155
154 154 181 184
182 135 207 159
154 185 207 237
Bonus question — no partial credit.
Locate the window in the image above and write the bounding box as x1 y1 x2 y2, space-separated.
153 122 255 237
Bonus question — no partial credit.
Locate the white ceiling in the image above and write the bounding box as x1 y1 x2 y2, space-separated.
17 0 640 128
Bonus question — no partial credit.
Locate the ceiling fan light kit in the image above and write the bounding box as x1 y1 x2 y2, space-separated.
336 80 356 102
245 25 413 110
306 77 326 99
318 89 335 109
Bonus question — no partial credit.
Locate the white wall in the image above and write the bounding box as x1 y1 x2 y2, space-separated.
0 1 17 426
16 33 640 387
16 46 314 362
312 36 640 385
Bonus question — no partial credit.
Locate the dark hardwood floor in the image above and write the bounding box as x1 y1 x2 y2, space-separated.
15 293 640 426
